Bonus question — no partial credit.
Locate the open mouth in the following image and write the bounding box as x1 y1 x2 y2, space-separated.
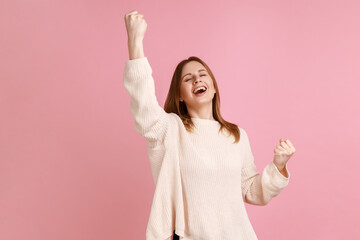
193 87 207 96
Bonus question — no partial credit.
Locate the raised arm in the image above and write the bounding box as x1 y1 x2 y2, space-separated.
123 10 169 147
240 128 290 206
124 10 146 60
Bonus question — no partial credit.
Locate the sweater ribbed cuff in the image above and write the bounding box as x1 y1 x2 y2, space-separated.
266 162 290 189
123 57 152 81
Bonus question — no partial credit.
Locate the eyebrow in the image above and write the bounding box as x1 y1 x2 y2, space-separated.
182 69 207 80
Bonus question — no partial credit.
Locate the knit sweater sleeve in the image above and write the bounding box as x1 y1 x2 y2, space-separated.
123 57 169 147
240 128 290 206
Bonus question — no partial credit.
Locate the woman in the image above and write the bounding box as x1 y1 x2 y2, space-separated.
123 10 296 240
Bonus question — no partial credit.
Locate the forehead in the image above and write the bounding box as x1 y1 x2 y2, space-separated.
182 61 205 74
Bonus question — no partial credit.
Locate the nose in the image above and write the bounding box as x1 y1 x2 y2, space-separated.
193 76 202 85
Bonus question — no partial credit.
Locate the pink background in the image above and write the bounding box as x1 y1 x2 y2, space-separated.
1 0 360 239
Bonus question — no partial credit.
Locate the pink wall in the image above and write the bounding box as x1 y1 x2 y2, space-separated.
1 0 360 239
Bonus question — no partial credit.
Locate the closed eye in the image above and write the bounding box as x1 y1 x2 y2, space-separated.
185 75 206 81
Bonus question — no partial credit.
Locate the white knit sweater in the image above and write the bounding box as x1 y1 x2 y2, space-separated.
123 57 290 240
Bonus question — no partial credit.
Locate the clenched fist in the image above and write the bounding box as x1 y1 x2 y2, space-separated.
273 138 296 172
124 10 148 42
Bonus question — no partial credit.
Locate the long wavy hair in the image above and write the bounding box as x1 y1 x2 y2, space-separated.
164 56 240 144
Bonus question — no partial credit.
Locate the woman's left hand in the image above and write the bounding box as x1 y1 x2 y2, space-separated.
273 138 296 170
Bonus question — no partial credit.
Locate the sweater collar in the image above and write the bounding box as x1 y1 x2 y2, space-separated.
191 117 220 126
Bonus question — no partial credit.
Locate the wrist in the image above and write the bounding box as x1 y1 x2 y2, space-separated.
273 161 285 171
128 41 144 60
128 38 143 46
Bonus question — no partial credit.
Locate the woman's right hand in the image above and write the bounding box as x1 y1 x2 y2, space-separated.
124 10 147 43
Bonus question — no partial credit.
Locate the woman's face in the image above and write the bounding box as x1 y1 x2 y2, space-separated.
179 61 216 110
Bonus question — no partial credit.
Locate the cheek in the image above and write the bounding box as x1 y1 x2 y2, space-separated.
180 86 187 98
180 85 185 94
206 80 213 90
180 85 191 96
